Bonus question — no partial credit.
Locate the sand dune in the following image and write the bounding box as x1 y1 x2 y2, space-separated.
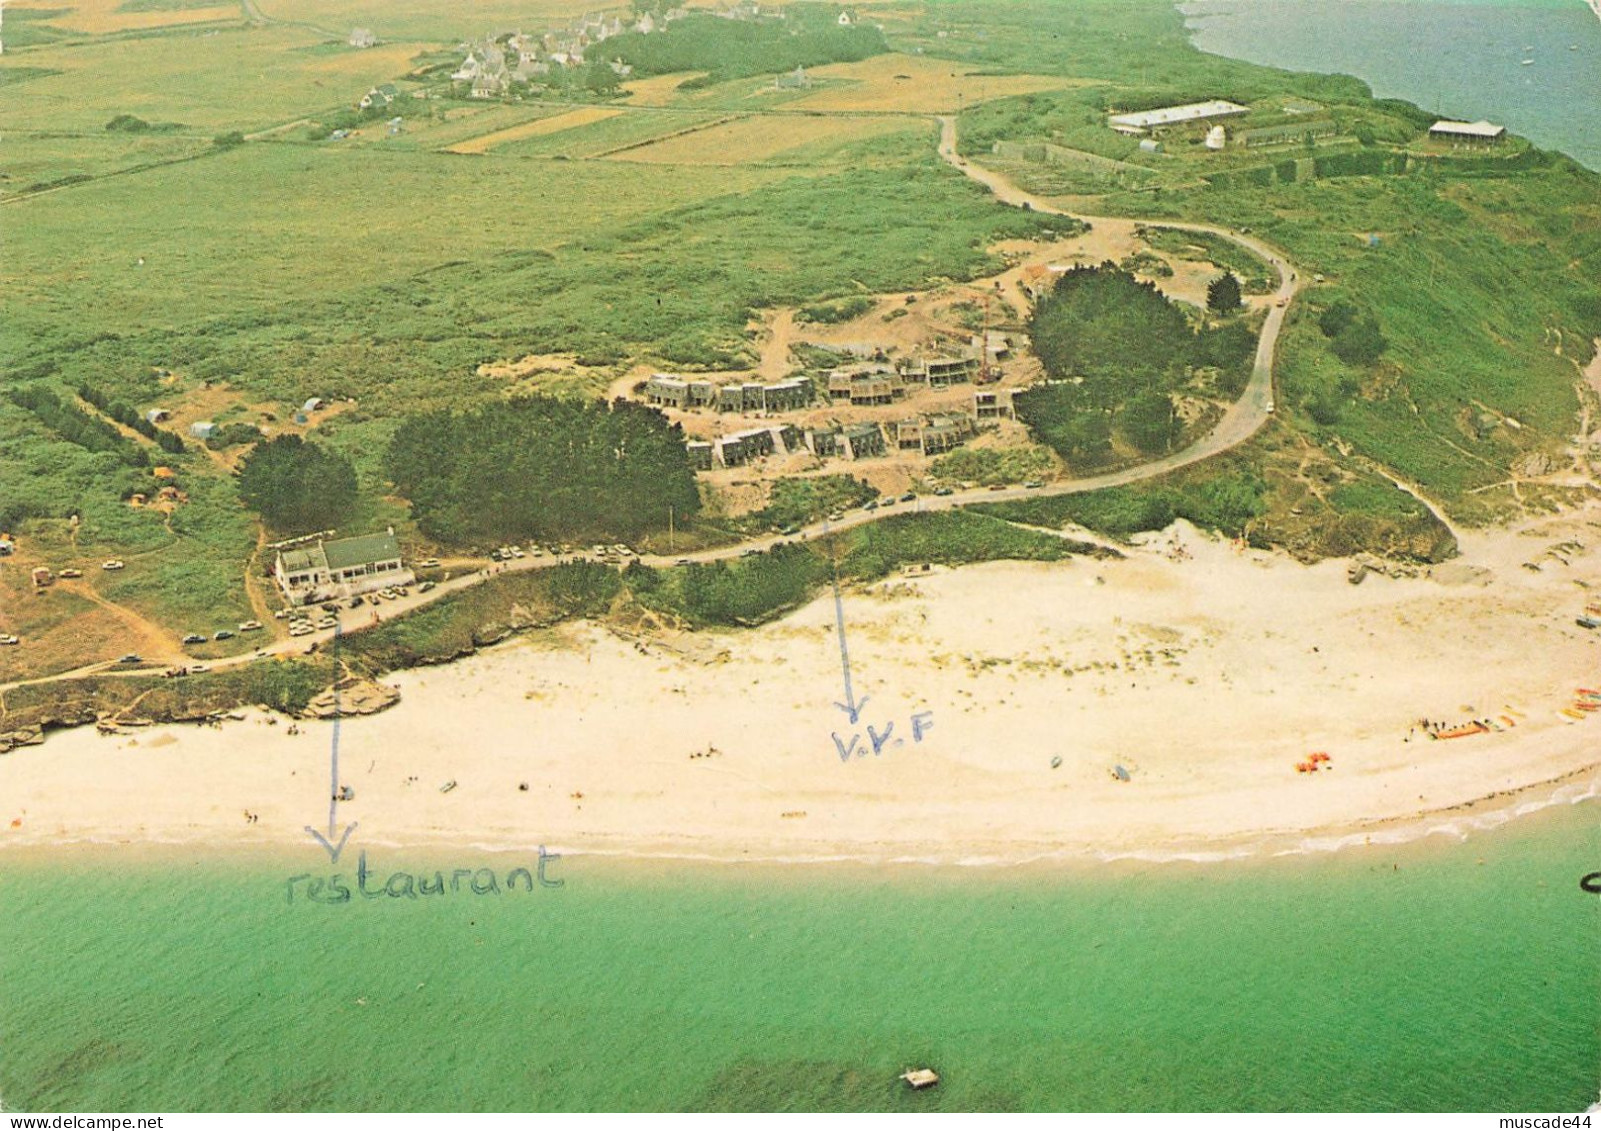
3 511 1598 864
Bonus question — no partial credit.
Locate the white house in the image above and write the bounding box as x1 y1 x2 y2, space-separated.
348 28 376 48
274 529 413 606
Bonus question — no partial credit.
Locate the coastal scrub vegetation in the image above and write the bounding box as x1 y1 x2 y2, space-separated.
604 10 886 85
1016 265 1256 463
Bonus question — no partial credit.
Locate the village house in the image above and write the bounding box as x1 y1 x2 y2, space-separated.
273 529 413 607
686 440 714 471
348 27 376 48
145 408 170 424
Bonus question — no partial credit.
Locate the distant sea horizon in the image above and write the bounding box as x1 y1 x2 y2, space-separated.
1180 0 1601 171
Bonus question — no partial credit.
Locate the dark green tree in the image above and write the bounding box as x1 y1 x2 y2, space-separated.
236 434 357 533
385 395 700 544
1119 389 1178 454
1206 272 1243 316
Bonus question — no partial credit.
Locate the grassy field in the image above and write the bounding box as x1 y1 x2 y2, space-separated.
785 53 1090 114
0 27 427 133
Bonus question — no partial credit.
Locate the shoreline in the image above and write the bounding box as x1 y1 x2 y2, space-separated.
5 509 1598 870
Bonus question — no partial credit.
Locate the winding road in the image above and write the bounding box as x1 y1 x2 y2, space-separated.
0 117 1302 696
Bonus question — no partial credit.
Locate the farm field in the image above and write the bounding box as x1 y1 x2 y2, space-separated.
445 105 623 154
609 112 914 166
7 0 237 35
491 108 727 159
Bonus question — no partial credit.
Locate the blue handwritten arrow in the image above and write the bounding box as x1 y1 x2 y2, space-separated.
305 622 357 862
824 522 867 724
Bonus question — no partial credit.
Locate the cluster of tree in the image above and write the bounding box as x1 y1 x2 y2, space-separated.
1319 299 1388 366
539 60 624 95
77 384 186 453
1019 264 1256 462
603 13 884 83
104 114 181 134
385 396 700 545
8 385 149 467
206 421 265 450
236 434 358 534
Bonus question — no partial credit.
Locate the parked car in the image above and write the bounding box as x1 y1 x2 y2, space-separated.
213 629 234 641
102 560 125 571
289 623 313 637
0 634 19 646
321 602 340 613
188 664 209 674
1578 616 1601 630
863 501 878 511
934 487 954 497
901 492 917 502
348 597 364 609
878 497 896 508
239 620 262 632
675 558 692 566
315 617 337 630
58 568 83 579
181 633 207 645
116 653 142 664
417 558 440 568
418 580 437 593
1023 481 1043 489
510 546 525 558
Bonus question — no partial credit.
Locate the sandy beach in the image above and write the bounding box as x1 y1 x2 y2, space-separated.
3 510 1598 865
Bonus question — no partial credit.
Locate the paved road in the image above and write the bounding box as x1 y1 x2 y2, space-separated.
0 119 1302 696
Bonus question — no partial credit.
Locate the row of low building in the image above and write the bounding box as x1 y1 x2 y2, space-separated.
688 393 1014 469
641 375 813 413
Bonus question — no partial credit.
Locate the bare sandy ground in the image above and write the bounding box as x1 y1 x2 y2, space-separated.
3 512 1598 864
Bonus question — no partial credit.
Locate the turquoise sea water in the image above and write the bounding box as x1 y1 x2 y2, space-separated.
1182 0 1601 170
2 799 1597 1112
